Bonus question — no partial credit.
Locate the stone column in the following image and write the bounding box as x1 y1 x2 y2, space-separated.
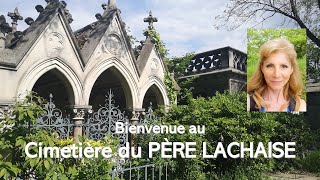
220 48 230 68
71 105 92 143
129 108 144 154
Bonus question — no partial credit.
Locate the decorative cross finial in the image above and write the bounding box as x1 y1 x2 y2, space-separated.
144 11 158 29
7 7 23 33
108 0 116 9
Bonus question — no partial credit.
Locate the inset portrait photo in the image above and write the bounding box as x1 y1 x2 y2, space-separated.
247 28 306 112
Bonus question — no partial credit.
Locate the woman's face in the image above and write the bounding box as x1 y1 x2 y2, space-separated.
261 52 293 91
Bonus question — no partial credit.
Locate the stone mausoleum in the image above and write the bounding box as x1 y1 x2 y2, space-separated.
0 0 170 119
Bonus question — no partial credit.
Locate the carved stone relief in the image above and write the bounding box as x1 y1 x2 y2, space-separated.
104 33 122 55
46 32 65 56
150 58 159 73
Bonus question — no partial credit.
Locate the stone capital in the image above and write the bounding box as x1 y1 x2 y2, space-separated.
72 105 92 119
128 108 145 125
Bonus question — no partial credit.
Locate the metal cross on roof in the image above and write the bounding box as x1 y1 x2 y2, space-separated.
108 0 116 9
144 11 158 29
7 7 23 32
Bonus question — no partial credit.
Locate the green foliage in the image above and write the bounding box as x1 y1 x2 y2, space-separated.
176 76 200 105
57 136 118 180
144 27 179 104
164 73 178 104
247 28 307 100
144 27 169 59
168 52 195 77
307 41 320 81
156 92 276 179
299 150 320 173
216 167 271 180
0 92 117 179
136 92 314 179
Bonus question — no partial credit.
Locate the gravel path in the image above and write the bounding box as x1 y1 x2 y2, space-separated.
269 172 320 180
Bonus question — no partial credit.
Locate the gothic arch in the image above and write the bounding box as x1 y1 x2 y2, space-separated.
17 58 82 105
83 58 138 109
140 76 170 109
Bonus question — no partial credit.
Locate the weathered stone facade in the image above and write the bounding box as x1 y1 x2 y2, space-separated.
179 47 247 96
0 0 170 117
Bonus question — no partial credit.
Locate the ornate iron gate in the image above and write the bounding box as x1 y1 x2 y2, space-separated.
36 94 73 139
34 90 160 144
33 90 161 178
83 89 129 147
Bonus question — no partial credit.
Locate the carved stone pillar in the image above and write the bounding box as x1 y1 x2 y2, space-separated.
129 108 144 150
71 105 92 143
220 48 230 68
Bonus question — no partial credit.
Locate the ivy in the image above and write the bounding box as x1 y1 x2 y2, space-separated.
164 73 178 104
169 52 195 77
144 27 178 104
144 27 169 59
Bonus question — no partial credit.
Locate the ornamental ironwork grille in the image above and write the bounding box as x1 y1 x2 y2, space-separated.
83 89 129 147
36 94 73 139
139 102 160 125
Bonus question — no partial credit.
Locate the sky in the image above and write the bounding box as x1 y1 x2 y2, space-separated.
0 0 297 57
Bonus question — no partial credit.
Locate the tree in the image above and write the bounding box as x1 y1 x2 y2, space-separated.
215 0 320 48
307 41 320 80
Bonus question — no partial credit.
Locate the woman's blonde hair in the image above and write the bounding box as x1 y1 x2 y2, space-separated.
247 38 302 111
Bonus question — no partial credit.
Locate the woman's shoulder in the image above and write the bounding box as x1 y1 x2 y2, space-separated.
299 98 307 112
247 93 257 111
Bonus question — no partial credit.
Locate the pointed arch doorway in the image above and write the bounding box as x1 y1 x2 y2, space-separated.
32 68 75 108
89 67 133 111
142 84 165 110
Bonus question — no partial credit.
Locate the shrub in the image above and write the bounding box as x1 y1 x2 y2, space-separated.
137 92 315 179
300 150 320 173
0 93 117 180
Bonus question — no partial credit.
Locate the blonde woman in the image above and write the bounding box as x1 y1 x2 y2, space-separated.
247 38 306 112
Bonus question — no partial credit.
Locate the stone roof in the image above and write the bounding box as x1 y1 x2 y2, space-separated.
136 37 154 74
0 0 83 67
0 1 161 78
75 9 117 64
75 8 136 65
